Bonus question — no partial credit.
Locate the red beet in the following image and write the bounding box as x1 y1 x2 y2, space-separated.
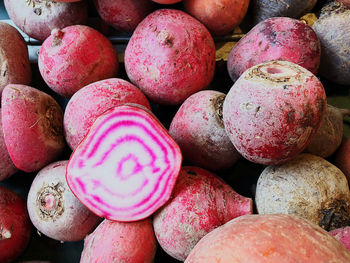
335 139 350 182
0 186 31 263
124 9 216 105
80 219 157 263
330 226 350 251
223 60 326 165
227 17 321 82
169 90 240 171
153 166 252 261
64 78 150 150
66 104 182 221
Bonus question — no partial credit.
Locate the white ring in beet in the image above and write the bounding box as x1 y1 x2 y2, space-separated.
66 104 182 222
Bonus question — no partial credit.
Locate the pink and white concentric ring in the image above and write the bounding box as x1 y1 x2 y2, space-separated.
66 104 182 221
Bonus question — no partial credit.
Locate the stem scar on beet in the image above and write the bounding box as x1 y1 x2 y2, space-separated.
66 104 182 222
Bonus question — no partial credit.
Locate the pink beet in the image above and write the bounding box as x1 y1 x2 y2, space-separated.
227 17 321 82
38 25 119 98
1 84 65 173
66 104 182 221
169 90 240 171
94 0 154 32
330 226 350 251
64 78 150 150
27 161 101 242
80 218 157 263
0 109 17 181
223 60 326 165
335 139 350 182
153 166 253 261
0 186 31 263
124 9 216 105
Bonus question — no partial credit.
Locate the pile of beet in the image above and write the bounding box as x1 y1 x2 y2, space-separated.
0 0 350 262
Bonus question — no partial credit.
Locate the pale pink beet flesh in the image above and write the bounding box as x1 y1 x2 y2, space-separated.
64 78 150 150
38 25 119 98
335 139 350 183
227 17 321 82
80 218 157 263
0 186 31 263
0 109 17 181
169 90 240 171
94 0 154 32
124 9 216 105
153 166 252 261
27 161 101 242
330 227 350 251
223 60 326 165
185 214 350 262
66 104 182 221
1 84 65 173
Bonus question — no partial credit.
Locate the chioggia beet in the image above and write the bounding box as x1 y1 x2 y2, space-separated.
4 0 88 41
0 186 31 263
185 214 350 262
153 166 252 261
249 0 317 25
223 60 326 165
305 105 350 158
0 109 17 181
312 1 350 85
27 161 101 242
184 0 250 36
227 17 321 82
255 153 350 231
64 78 150 150
38 25 119 98
124 9 216 105
330 226 350 251
80 219 157 263
335 138 350 182
0 22 31 95
169 90 240 171
1 84 65 173
94 0 154 32
66 104 182 221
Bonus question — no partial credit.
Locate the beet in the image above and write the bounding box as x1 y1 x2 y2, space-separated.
66 104 182 222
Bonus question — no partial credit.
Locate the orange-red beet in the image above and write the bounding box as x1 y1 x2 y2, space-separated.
0 186 31 263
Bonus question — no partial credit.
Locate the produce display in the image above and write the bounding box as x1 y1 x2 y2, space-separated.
0 0 350 262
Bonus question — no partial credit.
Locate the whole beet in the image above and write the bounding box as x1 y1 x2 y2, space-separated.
169 90 240 171
0 186 31 263
4 0 88 41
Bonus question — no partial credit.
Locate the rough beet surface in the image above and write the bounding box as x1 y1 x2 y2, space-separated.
64 78 150 150
1 84 65 173
0 186 31 263
169 90 240 171
80 218 157 263
38 25 119 98
227 17 321 82
223 60 326 165
153 166 252 261
124 9 216 105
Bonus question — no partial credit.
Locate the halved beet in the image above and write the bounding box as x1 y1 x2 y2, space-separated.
66 104 182 222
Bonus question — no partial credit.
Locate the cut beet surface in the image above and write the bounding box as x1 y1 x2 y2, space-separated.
66 104 182 222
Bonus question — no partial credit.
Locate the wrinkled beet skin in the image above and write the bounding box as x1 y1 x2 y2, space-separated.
94 0 154 32
335 139 350 183
38 25 119 98
223 61 326 165
4 0 88 41
80 219 157 263
153 166 252 261
185 214 350 262
0 186 31 263
124 9 216 105
227 17 321 82
169 90 240 171
184 0 250 36
64 78 150 150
